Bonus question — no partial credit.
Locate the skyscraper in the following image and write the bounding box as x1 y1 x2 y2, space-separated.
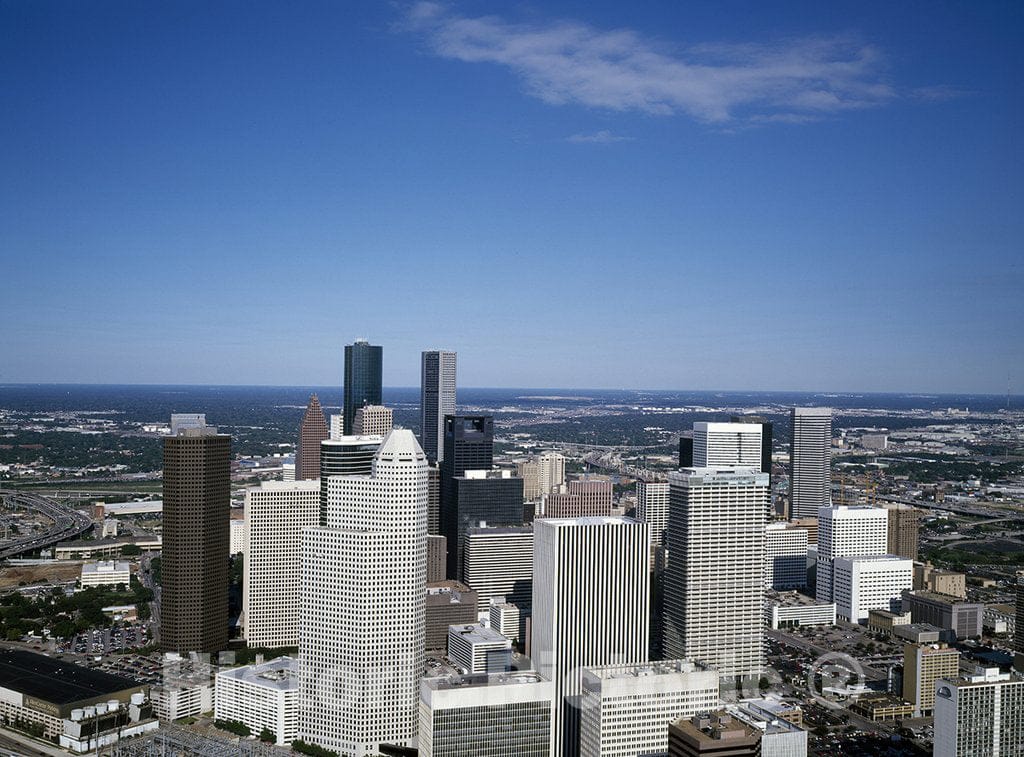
533 517 650 757
161 425 231 653
537 452 566 495
318 435 383 524
882 503 920 561
243 480 319 648
295 394 329 481
343 339 382 436
446 469 525 579
933 669 1024 757
636 480 670 548
730 415 773 474
692 422 763 468
352 404 393 436
440 415 494 569
421 350 457 464
462 526 533 613
663 467 767 680
816 505 888 603
299 429 427 755
789 407 832 519
544 479 613 518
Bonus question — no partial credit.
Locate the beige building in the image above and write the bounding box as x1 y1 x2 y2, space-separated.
868 608 912 636
903 643 960 716
545 478 613 518
882 503 920 561
915 563 967 598
352 404 393 436
517 460 540 501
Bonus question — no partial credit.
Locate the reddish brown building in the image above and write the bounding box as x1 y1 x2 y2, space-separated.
295 394 329 480
545 479 613 518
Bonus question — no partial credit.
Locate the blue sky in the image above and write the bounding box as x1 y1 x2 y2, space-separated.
1 1 1021 393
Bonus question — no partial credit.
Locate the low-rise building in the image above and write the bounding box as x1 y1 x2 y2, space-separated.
60 692 159 754
902 590 984 639
80 561 131 588
730 700 807 757
214 657 298 746
580 660 720 757
419 672 552 757
868 608 912 636
447 624 511 675
765 594 836 630
425 581 479 652
893 623 954 644
850 694 915 722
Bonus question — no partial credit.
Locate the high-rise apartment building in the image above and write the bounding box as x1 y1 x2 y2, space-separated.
352 404 393 436
299 430 427 755
342 339 382 436
903 643 960 716
816 505 888 603
765 522 809 589
692 422 763 468
579 660 719 757
533 517 650 757
243 480 319 648
663 467 768 679
462 526 533 613
789 407 832 520
538 452 566 494
933 668 1024 757
730 415 773 474
882 503 920 561
161 426 230 653
420 350 457 464
419 672 552 757
295 394 329 481
446 469 525 579
545 479 613 518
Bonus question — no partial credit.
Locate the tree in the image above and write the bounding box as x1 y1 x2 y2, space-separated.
259 727 275 743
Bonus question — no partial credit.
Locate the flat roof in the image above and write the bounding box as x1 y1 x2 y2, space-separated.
217 657 297 692
447 624 509 645
0 650 142 705
424 671 545 691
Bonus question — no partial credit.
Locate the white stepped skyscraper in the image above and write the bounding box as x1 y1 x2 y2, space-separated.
420 350 457 464
692 422 763 468
532 517 650 757
299 429 427 756
663 467 768 680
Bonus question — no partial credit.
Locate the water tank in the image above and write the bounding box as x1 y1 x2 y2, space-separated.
107 700 119 712
130 693 145 706
71 709 84 721
95 703 108 715
83 706 96 718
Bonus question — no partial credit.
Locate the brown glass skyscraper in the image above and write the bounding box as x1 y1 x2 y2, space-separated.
161 426 230 653
296 394 329 480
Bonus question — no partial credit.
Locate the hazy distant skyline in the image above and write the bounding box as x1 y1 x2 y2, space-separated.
2 2 1021 394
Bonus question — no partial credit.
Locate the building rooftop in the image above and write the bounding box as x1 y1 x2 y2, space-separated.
249 479 320 491
466 526 533 536
82 561 130 574
423 671 545 691
447 624 509 646
538 516 640 527
836 554 912 564
217 657 297 692
583 659 708 680
905 590 982 606
0 650 142 705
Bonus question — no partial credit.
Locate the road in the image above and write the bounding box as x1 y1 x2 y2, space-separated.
0 490 93 559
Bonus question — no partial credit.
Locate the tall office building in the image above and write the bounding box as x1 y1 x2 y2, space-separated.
882 503 920 561
427 465 441 535
832 555 913 622
765 522 809 589
318 435 383 523
352 404 393 436
446 470 525 579
295 394 329 481
789 407 832 519
816 505 888 603
579 660 719 757
421 350 457 464
1016 571 1024 672
462 526 533 612
537 452 566 495
329 414 343 441
636 480 670 548
243 480 319 648
663 467 767 679
678 435 693 468
544 479 613 518
161 426 230 653
518 460 541 500
903 643 960 717
933 669 1024 757
342 339 382 436
692 422 763 468
419 673 552 757
730 415 773 474
533 517 650 757
299 430 427 754
440 416 494 568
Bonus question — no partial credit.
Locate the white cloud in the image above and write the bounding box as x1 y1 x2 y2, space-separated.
405 3 901 124
566 130 634 143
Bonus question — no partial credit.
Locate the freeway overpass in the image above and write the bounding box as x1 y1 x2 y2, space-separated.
0 490 94 559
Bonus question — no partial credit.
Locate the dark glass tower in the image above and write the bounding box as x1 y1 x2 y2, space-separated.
161 426 230 653
343 340 382 436
678 435 693 468
420 350 457 464
448 472 524 579
440 415 494 576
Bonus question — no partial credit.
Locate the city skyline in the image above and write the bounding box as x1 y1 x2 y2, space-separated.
2 1 1021 394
